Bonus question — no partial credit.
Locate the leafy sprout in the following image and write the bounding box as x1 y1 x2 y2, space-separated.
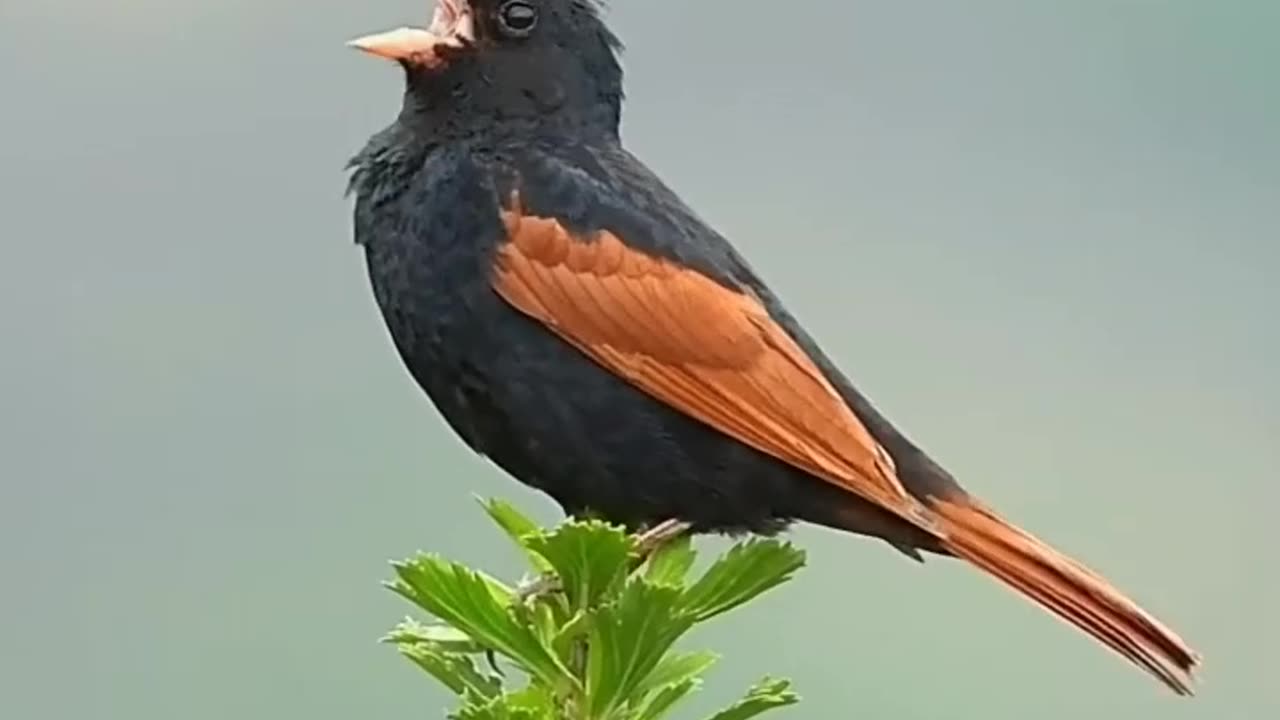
384 498 805 720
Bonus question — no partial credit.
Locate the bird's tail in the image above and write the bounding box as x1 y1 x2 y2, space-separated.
929 496 1201 695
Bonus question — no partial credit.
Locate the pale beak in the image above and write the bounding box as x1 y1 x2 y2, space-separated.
347 27 449 63
347 0 475 67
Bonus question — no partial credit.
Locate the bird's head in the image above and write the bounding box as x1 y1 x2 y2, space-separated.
350 0 624 135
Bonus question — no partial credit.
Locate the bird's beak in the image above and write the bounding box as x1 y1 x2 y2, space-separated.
347 0 475 67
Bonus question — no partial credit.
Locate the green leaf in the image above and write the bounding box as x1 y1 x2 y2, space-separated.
451 686 559 720
522 600 560 649
634 678 702 720
551 610 590 668
451 687 559 720
703 677 799 720
584 580 697 719
399 642 502 699
634 650 719 697
502 685 561 718
383 618 487 654
524 519 633 611
389 553 576 691
478 497 554 573
644 534 697 586
679 539 805 622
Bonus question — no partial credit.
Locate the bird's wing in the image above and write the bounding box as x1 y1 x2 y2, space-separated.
487 156 1204 697
489 175 938 533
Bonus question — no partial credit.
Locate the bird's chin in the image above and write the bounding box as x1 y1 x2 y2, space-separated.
347 0 475 69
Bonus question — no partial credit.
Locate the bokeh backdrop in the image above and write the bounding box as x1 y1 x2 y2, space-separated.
1 1 1276 718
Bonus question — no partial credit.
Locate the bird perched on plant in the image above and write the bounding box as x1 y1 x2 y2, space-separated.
346 0 1200 694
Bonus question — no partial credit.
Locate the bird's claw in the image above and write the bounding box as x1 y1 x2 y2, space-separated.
514 572 562 604
632 519 693 558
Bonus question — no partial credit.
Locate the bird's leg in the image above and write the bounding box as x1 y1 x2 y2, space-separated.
633 518 693 558
514 572 562 604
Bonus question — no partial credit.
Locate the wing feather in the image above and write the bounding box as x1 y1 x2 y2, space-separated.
492 200 938 533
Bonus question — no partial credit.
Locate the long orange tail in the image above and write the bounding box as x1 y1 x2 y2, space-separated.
930 497 1201 695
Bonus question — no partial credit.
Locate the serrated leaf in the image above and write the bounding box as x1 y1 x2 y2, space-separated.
634 650 719 697
679 540 805 622
389 554 575 691
584 580 697 719
383 618 487 654
478 497 554 573
503 685 560 717
703 677 799 720
450 686 560 720
400 643 502 698
452 691 558 720
524 520 632 611
523 600 559 648
634 678 702 720
551 610 590 667
644 535 697 586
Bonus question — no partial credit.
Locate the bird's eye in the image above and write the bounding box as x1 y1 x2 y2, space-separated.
497 0 538 38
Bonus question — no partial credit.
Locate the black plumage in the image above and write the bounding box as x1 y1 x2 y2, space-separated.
346 0 1199 694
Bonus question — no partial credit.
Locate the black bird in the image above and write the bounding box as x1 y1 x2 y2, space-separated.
346 0 1200 694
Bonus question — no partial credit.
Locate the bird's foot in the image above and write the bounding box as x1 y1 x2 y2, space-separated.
514 572 562 604
632 519 693 559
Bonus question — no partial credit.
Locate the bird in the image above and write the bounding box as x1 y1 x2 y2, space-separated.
346 0 1201 694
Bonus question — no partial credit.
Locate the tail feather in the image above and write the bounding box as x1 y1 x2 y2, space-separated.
930 498 1201 695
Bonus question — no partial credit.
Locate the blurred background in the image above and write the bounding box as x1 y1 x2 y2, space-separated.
1 0 1276 718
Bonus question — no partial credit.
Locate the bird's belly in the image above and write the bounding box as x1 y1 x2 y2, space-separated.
489 310 816 533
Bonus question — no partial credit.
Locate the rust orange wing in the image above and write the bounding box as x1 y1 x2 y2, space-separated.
491 195 939 533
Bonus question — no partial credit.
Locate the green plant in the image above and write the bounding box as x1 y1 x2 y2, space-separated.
383 498 806 720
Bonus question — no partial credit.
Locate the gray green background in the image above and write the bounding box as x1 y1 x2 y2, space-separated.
1 0 1276 718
